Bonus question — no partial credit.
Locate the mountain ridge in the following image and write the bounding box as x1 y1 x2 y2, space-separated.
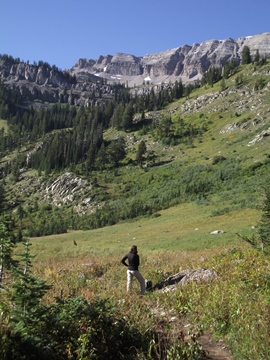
1 32 270 108
71 32 270 85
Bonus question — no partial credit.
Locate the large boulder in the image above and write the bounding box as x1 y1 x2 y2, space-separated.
152 268 217 291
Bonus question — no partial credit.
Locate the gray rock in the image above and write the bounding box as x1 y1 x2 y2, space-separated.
210 230 225 234
71 32 270 86
152 268 217 291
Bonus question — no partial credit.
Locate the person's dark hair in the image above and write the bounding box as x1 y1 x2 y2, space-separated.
130 245 138 253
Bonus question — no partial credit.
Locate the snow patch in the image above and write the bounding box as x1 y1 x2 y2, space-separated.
110 75 122 80
144 76 151 82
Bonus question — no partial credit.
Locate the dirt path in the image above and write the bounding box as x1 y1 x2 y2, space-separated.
200 333 234 359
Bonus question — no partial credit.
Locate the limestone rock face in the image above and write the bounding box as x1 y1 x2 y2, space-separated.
71 32 270 85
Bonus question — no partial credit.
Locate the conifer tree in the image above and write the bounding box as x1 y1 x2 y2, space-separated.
11 241 52 317
0 182 6 213
107 137 126 167
0 217 16 286
256 185 270 253
254 49 260 63
122 102 134 131
136 140 147 167
238 183 270 254
242 45 251 64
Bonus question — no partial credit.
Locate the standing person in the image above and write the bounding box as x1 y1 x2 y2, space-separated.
121 245 146 295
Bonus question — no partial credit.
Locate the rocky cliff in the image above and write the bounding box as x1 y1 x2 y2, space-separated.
0 58 110 107
71 32 270 86
1 32 270 107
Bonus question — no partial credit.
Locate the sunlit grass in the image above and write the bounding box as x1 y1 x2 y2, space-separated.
29 202 259 262
23 199 270 359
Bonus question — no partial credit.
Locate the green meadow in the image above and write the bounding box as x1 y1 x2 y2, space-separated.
23 202 269 360
30 202 258 261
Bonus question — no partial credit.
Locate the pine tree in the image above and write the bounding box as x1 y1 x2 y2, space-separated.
256 186 270 253
242 45 251 64
0 217 16 287
107 137 126 167
221 77 226 91
254 49 260 63
11 241 52 317
0 182 6 214
122 102 134 131
136 140 147 167
238 183 270 254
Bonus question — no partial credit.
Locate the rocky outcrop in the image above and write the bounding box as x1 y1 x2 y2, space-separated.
71 32 270 86
0 59 112 107
14 171 97 215
247 127 270 146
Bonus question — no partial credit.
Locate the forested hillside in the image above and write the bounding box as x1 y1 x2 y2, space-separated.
0 50 270 238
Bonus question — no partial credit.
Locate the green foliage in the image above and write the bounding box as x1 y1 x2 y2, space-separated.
1 294 152 360
25 213 68 237
239 182 270 254
106 137 126 167
254 77 266 90
254 49 260 63
212 155 226 165
223 58 239 78
242 45 252 64
0 182 7 214
0 218 152 359
256 185 270 253
201 66 222 86
149 324 204 360
11 241 52 315
2 56 270 360
122 102 134 131
1 60 270 239
235 74 243 87
196 249 270 359
0 216 16 286
136 140 147 166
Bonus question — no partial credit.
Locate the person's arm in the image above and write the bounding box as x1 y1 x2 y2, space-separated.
121 254 128 266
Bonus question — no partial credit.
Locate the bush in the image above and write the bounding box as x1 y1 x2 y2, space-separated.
1 296 150 360
212 155 226 165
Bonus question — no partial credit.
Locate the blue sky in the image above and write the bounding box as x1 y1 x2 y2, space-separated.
1 0 269 70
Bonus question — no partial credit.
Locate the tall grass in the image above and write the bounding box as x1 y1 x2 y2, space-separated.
22 201 270 358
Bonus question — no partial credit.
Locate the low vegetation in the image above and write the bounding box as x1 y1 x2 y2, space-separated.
0 197 270 359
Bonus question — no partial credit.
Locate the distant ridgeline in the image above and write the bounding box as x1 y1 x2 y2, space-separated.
1 32 270 108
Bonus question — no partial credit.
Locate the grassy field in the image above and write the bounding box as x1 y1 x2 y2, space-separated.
25 201 270 359
29 201 259 263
